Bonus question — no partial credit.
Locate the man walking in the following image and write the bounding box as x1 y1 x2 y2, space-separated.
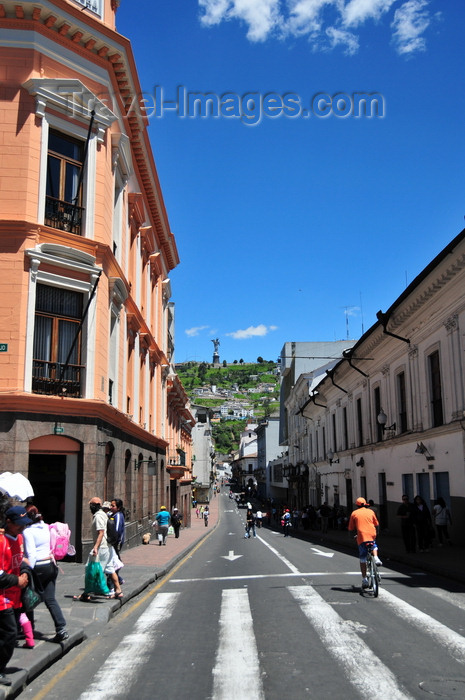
74 498 122 601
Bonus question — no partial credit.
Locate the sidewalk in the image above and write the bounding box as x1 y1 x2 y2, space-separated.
1 498 220 698
265 516 465 587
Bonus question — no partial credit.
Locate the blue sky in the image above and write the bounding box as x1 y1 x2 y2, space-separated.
116 1 464 365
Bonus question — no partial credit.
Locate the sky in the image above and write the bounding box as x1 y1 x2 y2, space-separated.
116 1 464 365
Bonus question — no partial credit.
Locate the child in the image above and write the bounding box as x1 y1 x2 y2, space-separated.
19 612 34 648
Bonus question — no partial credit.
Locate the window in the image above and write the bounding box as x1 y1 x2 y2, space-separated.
356 398 364 447
397 372 408 433
429 350 444 427
342 407 348 451
374 386 382 442
32 284 84 397
72 0 103 18
45 130 84 235
332 413 337 452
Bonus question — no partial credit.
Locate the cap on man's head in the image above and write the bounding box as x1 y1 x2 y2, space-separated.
173 507 178 512
5 505 33 526
102 501 111 510
160 506 166 510
356 497 367 506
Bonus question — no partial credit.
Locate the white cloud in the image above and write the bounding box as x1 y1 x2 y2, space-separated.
285 0 334 38
199 0 282 41
185 325 209 337
198 0 434 54
391 0 431 55
226 324 278 339
342 0 397 28
325 25 359 54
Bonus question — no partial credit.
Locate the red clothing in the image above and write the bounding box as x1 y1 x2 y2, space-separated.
0 532 24 610
348 507 379 545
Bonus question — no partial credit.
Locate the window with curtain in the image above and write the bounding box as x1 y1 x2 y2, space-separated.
32 284 84 396
45 130 84 234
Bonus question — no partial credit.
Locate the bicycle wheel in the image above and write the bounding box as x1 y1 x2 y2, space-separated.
370 558 379 597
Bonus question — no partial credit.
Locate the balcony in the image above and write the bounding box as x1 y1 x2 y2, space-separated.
45 196 84 235
32 360 84 398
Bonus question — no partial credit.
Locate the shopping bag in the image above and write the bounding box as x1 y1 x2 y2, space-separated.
84 555 110 596
22 571 43 612
168 525 174 535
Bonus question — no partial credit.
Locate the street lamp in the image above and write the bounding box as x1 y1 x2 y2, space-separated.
377 409 396 433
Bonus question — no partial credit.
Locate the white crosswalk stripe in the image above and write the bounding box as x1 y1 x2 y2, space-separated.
212 588 265 700
288 585 414 700
377 587 465 664
79 592 180 699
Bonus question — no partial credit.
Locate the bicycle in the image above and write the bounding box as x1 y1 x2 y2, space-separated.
365 541 381 597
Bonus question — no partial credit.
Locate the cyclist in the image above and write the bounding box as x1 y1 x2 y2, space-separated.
348 497 382 589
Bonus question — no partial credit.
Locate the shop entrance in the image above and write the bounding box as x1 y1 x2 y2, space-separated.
28 435 82 556
29 453 66 523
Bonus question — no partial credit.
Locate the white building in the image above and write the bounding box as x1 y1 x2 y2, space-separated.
190 404 215 503
283 229 465 544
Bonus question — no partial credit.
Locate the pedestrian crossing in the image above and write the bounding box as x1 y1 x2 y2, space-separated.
78 581 465 700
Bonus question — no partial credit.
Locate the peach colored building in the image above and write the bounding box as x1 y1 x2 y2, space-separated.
0 0 193 558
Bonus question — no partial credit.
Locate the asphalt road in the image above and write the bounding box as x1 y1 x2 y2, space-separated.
22 494 465 700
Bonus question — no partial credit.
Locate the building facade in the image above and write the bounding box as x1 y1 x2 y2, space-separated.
190 404 215 504
283 229 465 544
0 0 192 557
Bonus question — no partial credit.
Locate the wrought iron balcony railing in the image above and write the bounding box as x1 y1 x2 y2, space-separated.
45 196 84 235
32 359 84 398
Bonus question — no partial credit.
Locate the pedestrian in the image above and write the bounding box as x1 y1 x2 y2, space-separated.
171 508 182 538
0 506 31 686
397 495 416 553
155 506 170 545
319 502 332 534
73 497 122 602
109 499 125 584
23 505 69 642
433 497 452 546
348 497 382 590
301 508 309 530
292 509 300 529
204 505 210 526
368 499 379 519
282 508 291 536
245 509 256 538
412 495 433 552
255 509 263 528
200 505 205 519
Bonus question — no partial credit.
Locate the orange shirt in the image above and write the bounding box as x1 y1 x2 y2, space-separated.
348 507 379 545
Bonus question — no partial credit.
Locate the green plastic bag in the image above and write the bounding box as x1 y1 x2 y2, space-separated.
84 555 110 596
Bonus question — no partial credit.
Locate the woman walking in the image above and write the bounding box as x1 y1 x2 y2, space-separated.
23 506 68 643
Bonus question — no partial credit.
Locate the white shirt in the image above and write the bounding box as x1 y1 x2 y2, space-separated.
23 521 51 568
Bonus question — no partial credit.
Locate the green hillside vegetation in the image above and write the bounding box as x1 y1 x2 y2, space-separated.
212 420 244 454
176 360 280 453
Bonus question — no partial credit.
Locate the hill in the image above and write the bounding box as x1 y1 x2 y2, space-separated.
176 360 280 454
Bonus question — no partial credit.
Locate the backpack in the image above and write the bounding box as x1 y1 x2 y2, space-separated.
49 522 75 561
106 516 119 548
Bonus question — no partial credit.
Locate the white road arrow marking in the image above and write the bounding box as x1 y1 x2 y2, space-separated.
221 550 243 561
223 510 235 512
311 547 334 558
